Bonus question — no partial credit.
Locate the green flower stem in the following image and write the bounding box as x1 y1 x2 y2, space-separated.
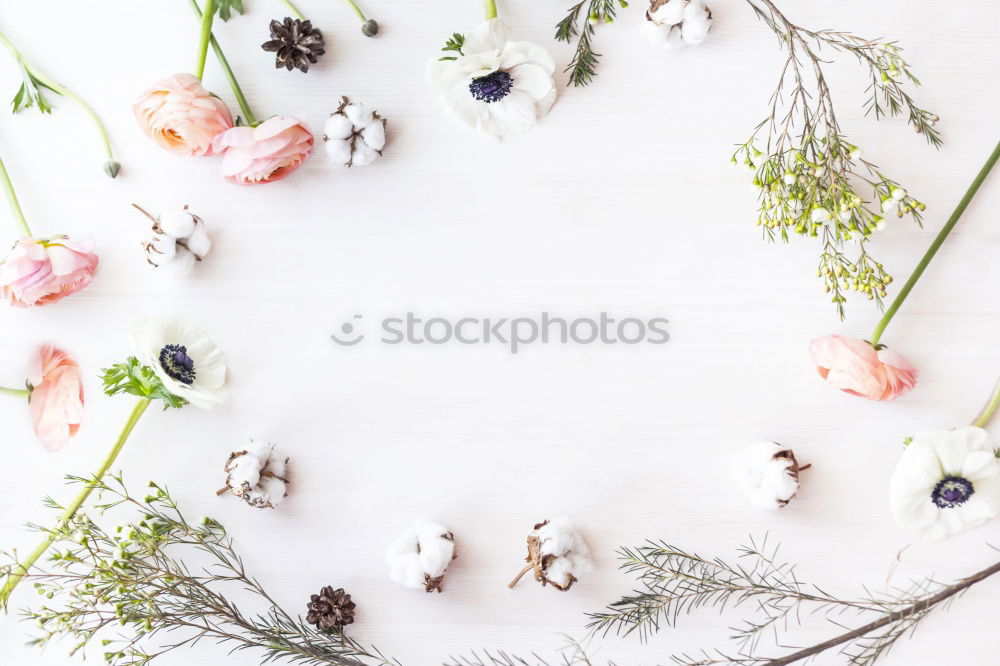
973 377 1000 429
280 0 306 20
0 386 30 398
0 30 117 176
343 0 368 21
484 0 498 19
870 139 1000 345
195 0 218 79
0 397 151 608
0 150 31 236
188 0 258 126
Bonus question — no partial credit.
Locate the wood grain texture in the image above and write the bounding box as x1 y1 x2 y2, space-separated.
0 1 998 664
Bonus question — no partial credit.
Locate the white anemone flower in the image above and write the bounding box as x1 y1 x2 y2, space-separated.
890 426 1000 541
131 315 229 409
425 19 556 139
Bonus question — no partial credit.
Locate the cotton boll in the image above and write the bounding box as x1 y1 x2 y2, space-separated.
681 15 711 45
144 233 176 266
510 517 592 592
683 0 711 23
737 441 804 510
663 25 685 49
343 102 374 128
222 440 290 509
650 0 686 26
351 141 379 167
160 246 196 277
183 223 212 259
360 120 386 152
641 20 669 45
385 521 456 592
324 138 353 165
323 113 354 141
156 210 197 239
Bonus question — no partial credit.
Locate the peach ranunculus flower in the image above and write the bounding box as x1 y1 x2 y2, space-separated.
133 73 234 157
809 334 918 401
28 344 84 450
0 236 99 307
212 116 314 185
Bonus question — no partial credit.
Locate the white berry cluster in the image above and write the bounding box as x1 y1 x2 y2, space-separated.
642 0 713 48
322 96 387 167
137 204 211 277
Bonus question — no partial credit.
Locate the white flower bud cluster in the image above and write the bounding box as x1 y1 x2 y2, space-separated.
323 96 387 167
221 440 289 509
385 521 457 593
137 204 212 277
642 0 712 48
736 441 806 510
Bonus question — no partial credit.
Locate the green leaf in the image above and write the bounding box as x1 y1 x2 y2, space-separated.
11 63 57 114
101 357 188 410
440 32 465 57
216 0 245 21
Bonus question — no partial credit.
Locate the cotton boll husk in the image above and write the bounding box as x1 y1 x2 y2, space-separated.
681 15 711 45
351 142 379 167
325 138 353 165
361 121 386 152
146 233 176 266
156 210 196 239
650 0 686 26
323 113 354 141
184 223 212 259
343 103 374 129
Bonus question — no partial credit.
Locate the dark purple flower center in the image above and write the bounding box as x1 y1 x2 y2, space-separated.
469 70 513 103
159 344 196 385
931 475 974 509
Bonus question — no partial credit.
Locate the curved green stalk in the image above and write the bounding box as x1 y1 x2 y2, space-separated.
870 139 1000 345
0 30 118 178
343 0 368 21
280 0 306 20
0 386 29 399
188 0 258 125
0 150 31 236
195 0 218 79
0 398 151 608
484 0 498 19
973 377 1000 429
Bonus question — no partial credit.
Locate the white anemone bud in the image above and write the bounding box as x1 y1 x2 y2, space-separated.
385 522 457 593
219 440 289 509
737 441 808 510
135 203 212 275
323 96 387 167
508 516 592 592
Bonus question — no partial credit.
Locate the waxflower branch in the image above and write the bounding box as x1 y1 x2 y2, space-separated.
869 139 1000 345
586 535 1000 665
4 475 395 666
0 30 119 178
555 0 627 87
735 0 939 318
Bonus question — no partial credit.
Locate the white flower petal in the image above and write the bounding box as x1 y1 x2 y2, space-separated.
463 18 511 54
510 62 556 100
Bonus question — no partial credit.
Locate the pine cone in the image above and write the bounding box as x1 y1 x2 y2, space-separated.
262 17 325 73
305 586 356 632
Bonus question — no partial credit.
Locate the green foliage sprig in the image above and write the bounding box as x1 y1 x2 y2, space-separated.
216 0 245 21
439 33 466 61
4 475 395 666
555 0 627 87
101 358 188 410
587 536 1000 665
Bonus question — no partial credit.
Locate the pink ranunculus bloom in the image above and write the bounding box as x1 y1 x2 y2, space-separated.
212 116 314 185
0 236 99 307
133 73 234 157
28 344 84 451
809 334 918 401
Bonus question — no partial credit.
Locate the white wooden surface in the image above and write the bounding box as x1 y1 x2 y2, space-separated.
1 1 999 664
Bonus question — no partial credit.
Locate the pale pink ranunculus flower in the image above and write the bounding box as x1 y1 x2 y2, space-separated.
133 73 234 157
809 334 918 401
212 116 313 186
0 236 99 307
28 344 84 451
